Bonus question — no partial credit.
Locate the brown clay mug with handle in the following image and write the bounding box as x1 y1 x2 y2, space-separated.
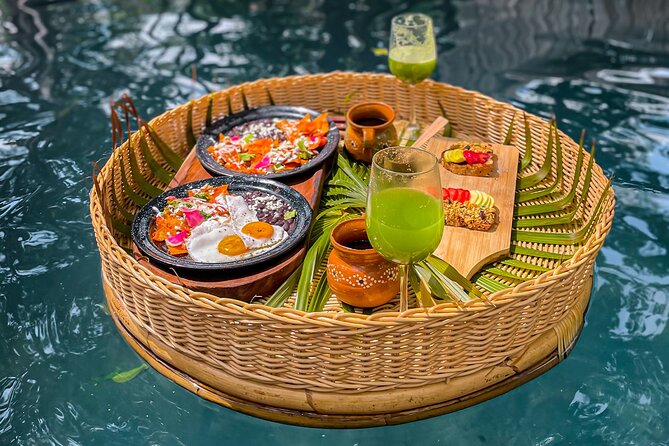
344 102 397 164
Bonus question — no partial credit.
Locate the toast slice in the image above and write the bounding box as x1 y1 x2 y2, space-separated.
441 141 495 177
442 188 497 231
443 201 497 231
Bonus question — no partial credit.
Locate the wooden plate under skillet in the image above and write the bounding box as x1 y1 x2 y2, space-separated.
132 148 333 301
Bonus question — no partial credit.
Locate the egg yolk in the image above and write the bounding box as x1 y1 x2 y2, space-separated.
217 235 249 256
241 221 274 239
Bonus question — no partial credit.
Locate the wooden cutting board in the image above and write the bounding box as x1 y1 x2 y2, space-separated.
422 137 519 279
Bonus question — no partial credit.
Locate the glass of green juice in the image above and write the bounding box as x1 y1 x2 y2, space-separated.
366 147 444 312
389 13 437 141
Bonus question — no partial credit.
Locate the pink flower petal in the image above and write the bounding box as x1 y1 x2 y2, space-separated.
165 230 188 246
254 155 271 169
183 208 204 228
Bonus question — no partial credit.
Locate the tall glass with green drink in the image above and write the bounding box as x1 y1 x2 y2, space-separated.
366 147 444 312
389 13 437 141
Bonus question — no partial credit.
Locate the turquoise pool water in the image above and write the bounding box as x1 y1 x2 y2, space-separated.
1 0 668 444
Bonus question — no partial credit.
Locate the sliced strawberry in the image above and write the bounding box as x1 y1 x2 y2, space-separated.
462 150 477 165
447 188 458 201
462 189 471 202
442 187 449 200
453 188 462 202
463 150 491 164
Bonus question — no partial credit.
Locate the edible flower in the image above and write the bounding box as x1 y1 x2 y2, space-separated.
254 155 271 170
182 208 204 228
165 230 188 246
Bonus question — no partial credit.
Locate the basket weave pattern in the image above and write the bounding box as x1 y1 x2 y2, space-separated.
91 72 613 393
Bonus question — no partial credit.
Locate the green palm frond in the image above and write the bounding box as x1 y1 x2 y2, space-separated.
142 123 183 170
138 129 174 185
499 259 550 272
473 274 511 293
510 244 573 260
206 93 214 127
295 230 331 311
265 267 301 308
519 113 533 171
514 142 595 228
226 94 234 115
409 266 436 308
425 256 484 300
240 87 250 110
512 178 612 245
126 138 163 198
517 121 563 203
516 117 554 189
266 88 276 106
186 100 197 148
437 100 453 137
306 274 332 312
412 264 464 308
515 132 586 217
503 114 516 145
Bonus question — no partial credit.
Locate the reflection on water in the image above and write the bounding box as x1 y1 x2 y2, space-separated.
1 0 669 444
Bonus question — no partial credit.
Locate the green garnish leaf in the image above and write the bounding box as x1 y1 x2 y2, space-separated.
284 209 297 219
110 364 149 383
193 192 209 200
243 134 254 144
298 139 313 159
239 153 255 162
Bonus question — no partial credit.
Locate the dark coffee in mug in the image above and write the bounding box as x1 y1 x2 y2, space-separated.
353 116 387 127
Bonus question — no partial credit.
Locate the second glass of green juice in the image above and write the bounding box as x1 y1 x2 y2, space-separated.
388 13 437 140
366 147 444 312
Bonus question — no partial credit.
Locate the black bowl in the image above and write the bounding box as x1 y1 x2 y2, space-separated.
195 105 339 182
131 176 312 274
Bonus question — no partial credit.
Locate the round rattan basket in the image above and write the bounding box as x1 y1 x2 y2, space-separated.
91 72 614 427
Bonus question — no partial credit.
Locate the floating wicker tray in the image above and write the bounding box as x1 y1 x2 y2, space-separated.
90 72 614 427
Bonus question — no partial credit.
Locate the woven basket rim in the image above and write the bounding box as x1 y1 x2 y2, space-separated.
90 71 615 324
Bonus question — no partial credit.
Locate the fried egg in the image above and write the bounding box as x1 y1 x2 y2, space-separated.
183 195 289 263
239 221 287 250
186 218 245 262
225 194 257 227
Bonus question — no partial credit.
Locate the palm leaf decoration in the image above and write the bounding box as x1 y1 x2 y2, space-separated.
516 116 554 190
514 131 586 217
516 120 563 203
519 113 533 171
98 95 187 248
205 93 214 127
186 100 197 148
266 88 276 106
503 114 516 145
437 100 454 137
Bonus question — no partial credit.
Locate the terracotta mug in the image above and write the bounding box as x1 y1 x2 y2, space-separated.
344 102 397 164
327 218 399 308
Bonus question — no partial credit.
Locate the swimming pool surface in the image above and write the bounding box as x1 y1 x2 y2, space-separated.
1 0 668 444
